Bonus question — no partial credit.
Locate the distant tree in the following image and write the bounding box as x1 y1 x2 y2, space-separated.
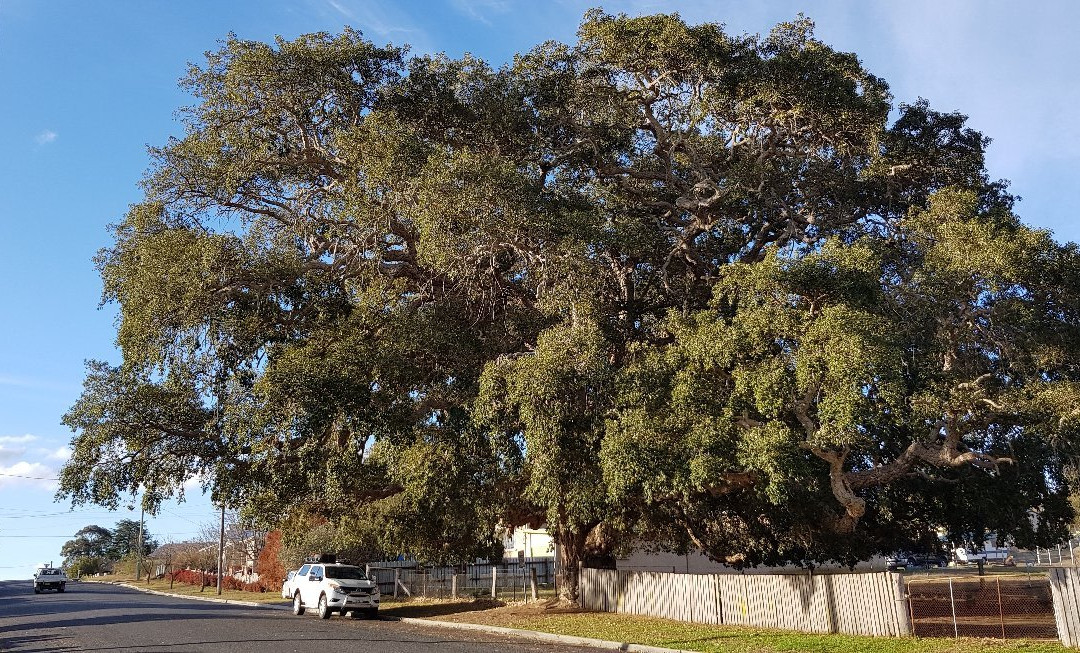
197 509 266 573
67 555 110 577
60 525 113 566
109 519 157 558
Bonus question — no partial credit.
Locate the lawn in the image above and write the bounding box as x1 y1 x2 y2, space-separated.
383 599 1068 653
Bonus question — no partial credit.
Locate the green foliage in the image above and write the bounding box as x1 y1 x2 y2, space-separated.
60 10 1080 596
67 555 110 577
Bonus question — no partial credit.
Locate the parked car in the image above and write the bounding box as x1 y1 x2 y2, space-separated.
886 552 948 570
281 569 298 600
290 562 379 619
33 566 68 594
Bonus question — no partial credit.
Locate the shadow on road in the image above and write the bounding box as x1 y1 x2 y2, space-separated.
381 599 505 619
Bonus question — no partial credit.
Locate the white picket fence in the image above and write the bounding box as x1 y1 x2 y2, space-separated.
579 568 909 637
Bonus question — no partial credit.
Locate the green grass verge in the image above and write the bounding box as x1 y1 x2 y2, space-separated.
87 576 291 605
383 599 1066 653
470 613 1067 653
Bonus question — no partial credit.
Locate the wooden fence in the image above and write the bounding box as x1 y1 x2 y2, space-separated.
580 568 909 637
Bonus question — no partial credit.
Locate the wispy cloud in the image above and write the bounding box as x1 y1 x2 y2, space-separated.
450 0 510 25
326 0 354 18
0 374 81 393
319 0 425 43
35 130 58 145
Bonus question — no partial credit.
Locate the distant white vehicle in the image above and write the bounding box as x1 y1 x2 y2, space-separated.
954 546 1011 565
281 569 298 600
33 566 68 594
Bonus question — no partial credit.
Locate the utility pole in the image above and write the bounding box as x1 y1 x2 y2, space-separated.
135 503 145 581
216 503 225 595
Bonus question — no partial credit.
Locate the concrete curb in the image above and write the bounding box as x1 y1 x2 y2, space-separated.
90 581 689 653
396 617 692 653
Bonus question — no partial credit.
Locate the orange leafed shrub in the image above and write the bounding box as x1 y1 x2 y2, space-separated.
256 530 286 590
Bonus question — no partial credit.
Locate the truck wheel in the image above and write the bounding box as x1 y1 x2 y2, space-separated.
317 594 332 619
33 586 40 594
292 592 305 616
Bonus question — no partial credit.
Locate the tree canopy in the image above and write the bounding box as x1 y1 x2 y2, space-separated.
60 11 1080 599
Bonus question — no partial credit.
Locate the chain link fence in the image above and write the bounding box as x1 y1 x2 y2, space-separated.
907 574 1056 640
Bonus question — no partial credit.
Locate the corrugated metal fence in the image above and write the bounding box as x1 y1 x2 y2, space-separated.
1051 567 1080 646
580 568 909 637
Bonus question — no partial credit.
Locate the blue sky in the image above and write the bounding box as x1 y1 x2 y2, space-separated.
1 0 1078 580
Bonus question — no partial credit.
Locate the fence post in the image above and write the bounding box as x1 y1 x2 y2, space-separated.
578 561 584 610
452 573 458 599
948 577 958 639
892 573 911 637
996 578 1006 640
491 566 497 599
394 568 400 599
530 567 539 601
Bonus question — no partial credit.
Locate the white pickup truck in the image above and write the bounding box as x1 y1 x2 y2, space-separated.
290 562 379 619
33 566 68 594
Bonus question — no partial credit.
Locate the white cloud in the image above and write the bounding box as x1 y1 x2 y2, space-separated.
46 446 72 462
35 130 57 145
0 435 38 462
0 461 58 491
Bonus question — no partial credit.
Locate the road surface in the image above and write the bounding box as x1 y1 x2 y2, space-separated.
0 580 596 652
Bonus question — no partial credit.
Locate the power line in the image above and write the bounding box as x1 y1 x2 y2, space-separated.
0 472 59 481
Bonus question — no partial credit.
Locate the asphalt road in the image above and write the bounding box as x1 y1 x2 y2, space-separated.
0 580 596 652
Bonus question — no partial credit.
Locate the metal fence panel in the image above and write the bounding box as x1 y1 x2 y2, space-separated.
907 574 1056 640
367 559 556 600
580 568 907 637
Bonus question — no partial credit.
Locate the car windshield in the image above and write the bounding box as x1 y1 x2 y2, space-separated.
324 566 367 580
39 569 60 575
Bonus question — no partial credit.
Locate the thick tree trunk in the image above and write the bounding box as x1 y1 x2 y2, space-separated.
554 529 587 604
